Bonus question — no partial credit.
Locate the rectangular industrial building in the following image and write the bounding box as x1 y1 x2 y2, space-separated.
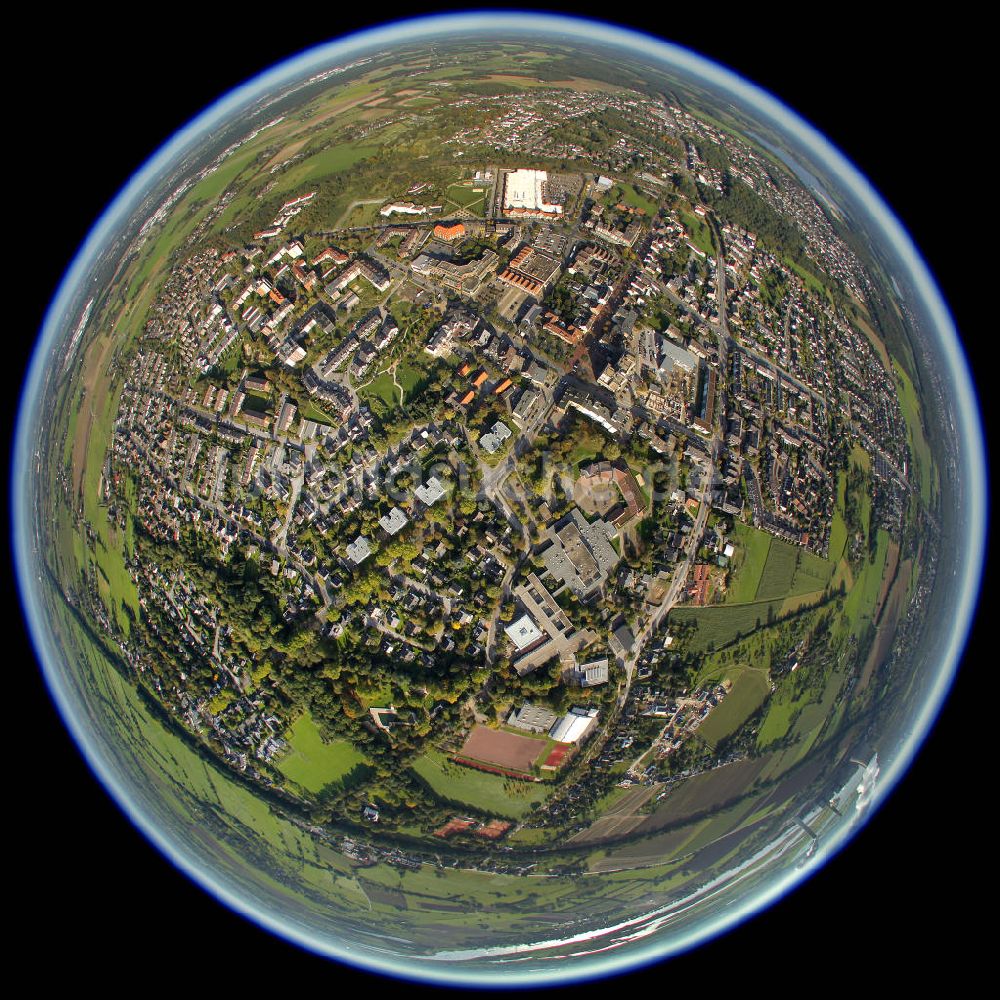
507 702 558 734
503 168 563 217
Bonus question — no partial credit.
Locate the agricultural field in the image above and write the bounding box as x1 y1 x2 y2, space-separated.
753 541 799 601
828 471 849 562
755 538 834 602
671 596 805 653
277 712 370 794
839 528 892 640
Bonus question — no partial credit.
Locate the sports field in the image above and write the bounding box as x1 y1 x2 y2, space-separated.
459 725 548 773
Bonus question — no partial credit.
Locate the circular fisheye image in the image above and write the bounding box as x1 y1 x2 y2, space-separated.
14 11 986 988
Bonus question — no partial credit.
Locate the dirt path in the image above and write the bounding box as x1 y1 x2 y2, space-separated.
261 139 306 172
390 362 404 405
332 197 386 230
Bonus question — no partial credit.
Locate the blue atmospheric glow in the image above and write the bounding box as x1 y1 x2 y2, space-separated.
13 11 987 987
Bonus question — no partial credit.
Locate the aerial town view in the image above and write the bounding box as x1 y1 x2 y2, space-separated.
22 22 968 983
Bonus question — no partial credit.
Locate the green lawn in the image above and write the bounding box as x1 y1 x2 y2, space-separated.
411 750 551 819
828 471 849 561
277 712 370 794
614 183 659 217
724 522 772 604
397 358 435 398
783 256 830 299
299 401 337 426
697 670 771 749
679 209 715 255
892 359 935 507
359 371 401 408
446 184 485 215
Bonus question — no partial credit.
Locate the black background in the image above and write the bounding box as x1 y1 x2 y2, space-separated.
10 5 988 989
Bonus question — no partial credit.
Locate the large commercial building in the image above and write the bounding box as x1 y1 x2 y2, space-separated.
502 169 563 218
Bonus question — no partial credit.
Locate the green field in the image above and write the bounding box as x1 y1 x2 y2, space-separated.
397 359 434 399
445 184 486 214
358 370 401 408
756 653 849 753
697 671 771 749
839 528 891 639
672 597 789 652
270 141 379 195
724 522 772 603
188 145 262 204
783 256 829 299
789 548 835 595
399 96 439 109
679 209 715 255
277 712 370 794
828 471 849 561
411 750 551 819
755 538 834 602
754 541 799 600
614 183 659 217
299 401 336 426
892 359 935 507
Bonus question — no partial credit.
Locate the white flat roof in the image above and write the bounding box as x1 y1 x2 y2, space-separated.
503 168 563 214
504 614 544 651
549 710 598 744
414 476 446 506
379 507 408 535
346 535 372 564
